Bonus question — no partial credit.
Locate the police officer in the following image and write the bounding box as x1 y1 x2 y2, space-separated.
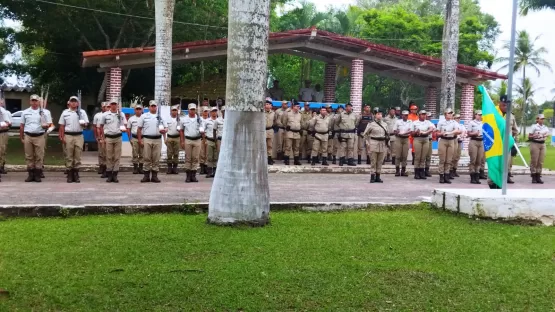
61 102 70 176
19 94 51 182
59 96 88 183
216 106 225 171
334 103 360 166
165 104 182 175
436 108 460 184
412 110 435 179
0 99 12 179
265 99 277 165
281 101 302 166
199 106 210 175
425 112 435 177
94 102 109 177
450 114 467 178
383 107 397 164
98 99 127 183
467 110 484 184
331 106 344 164
204 107 222 178
137 100 167 183
181 103 204 183
499 95 518 184
300 102 314 163
393 110 412 176
309 107 331 166
357 105 373 165
275 100 289 160
394 106 401 118
127 104 144 175
529 113 550 184
363 108 388 183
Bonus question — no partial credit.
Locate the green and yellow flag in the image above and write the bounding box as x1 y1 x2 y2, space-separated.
478 85 515 188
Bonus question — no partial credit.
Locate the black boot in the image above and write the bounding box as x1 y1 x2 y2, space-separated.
191 170 198 183
66 169 74 183
268 156 274 165
294 156 301 166
284 156 290 166
449 169 456 180
357 155 362 165
97 165 103 174
420 168 427 180
479 169 486 180
391 157 396 165
133 164 139 174
151 171 161 183
277 152 283 161
474 173 481 184
166 163 172 174
411 152 415 165
40 169 45 179
425 167 432 177
73 169 80 183
34 169 42 183
414 168 421 180
440 174 445 184
101 165 107 178
532 173 538 184
332 156 337 165
395 166 400 177
339 157 345 167
64 169 69 175
138 163 144 174
401 167 408 177
112 171 119 183
307 155 311 164
375 174 383 183
206 167 214 178
444 173 452 184
453 169 460 178
311 156 317 166
185 170 192 183
507 175 515 184
536 173 544 184
106 171 113 183
25 168 34 182
141 171 151 183
370 174 376 183
470 173 478 184
0 165 6 174
321 157 329 166
348 158 357 166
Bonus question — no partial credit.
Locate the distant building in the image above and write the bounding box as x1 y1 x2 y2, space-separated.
0 83 33 113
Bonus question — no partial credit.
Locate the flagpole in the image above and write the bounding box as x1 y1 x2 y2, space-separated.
502 0 518 195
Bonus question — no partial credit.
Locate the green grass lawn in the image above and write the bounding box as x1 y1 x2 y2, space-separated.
5 137 65 166
513 144 555 170
1 209 554 311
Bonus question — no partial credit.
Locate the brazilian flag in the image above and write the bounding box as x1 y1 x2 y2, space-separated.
478 85 515 188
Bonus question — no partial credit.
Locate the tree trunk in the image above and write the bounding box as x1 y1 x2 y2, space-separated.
439 0 460 115
208 0 271 226
154 0 175 106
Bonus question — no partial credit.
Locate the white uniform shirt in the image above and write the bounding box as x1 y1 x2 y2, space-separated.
181 115 203 138
530 123 550 142
204 117 218 139
127 115 141 136
216 117 224 138
100 111 127 136
412 120 434 136
93 112 104 128
393 119 413 136
22 107 52 134
299 87 315 102
437 120 459 138
457 123 467 142
0 107 12 128
59 109 88 133
138 112 167 137
466 120 483 139
166 117 181 136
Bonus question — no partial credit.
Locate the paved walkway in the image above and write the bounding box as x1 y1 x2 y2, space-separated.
1 172 552 206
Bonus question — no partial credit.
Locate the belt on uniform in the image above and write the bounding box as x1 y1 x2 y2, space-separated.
105 133 122 139
206 137 216 142
287 129 301 133
65 132 82 136
441 137 456 140
471 138 483 141
278 126 285 129
341 129 356 134
396 135 409 138
457 140 463 143
0 129 8 133
530 140 545 144
370 137 386 141
185 136 201 140
167 134 180 138
24 132 44 137
143 135 161 139
266 126 273 130
217 137 222 141
315 131 328 135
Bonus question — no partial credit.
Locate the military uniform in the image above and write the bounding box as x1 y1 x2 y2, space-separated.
59 97 88 183
450 118 466 178
182 104 204 183
127 110 144 174
93 105 108 177
165 108 182 175
281 108 302 165
21 99 51 182
357 112 373 164
0 106 11 179
412 113 434 179
334 108 360 166
363 117 388 183
204 109 223 178
529 116 550 184
308 114 331 166
138 102 167 183
436 110 459 184
199 108 210 174
467 117 484 184
300 109 314 162
383 113 397 164
425 113 435 177
99 106 127 183
393 113 412 176
265 107 277 165
275 103 289 159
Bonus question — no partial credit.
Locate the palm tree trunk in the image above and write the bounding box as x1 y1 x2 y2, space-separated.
439 0 460 114
154 0 175 106
208 0 271 226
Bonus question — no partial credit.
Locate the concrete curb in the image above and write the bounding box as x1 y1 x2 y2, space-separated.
0 202 424 218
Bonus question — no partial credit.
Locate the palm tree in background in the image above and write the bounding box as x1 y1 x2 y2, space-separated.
520 0 555 15
514 77 541 135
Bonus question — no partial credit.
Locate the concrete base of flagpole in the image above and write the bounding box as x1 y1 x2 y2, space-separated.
431 189 555 226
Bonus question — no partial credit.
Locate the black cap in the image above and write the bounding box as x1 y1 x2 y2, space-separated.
346 102 352 107
500 95 510 103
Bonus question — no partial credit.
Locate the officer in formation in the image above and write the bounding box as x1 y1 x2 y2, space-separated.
411 110 435 179
275 100 289 160
204 107 223 178
216 106 225 158
308 106 331 166
165 104 182 175
467 110 484 184
137 100 167 183
0 99 12 180
436 108 460 184
363 108 388 183
383 107 397 164
331 106 344 164
59 96 88 183
450 114 467 178
498 95 519 184
98 99 127 183
265 99 277 165
300 102 314 163
19 94 51 182
334 103 360 166
127 104 144 175
425 112 434 177
199 107 210 175
93 102 109 177
281 101 302 166
60 102 70 176
393 110 412 176
357 105 373 165
528 113 550 184
180 103 204 183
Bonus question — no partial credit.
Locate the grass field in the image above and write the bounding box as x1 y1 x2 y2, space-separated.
514 144 555 170
1 209 554 311
5 137 65 165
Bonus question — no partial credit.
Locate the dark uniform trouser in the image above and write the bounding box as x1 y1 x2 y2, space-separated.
0 132 8 167
426 139 433 167
98 140 106 166
468 139 484 174
184 138 201 171
65 134 84 169
530 142 546 174
166 136 180 164
311 137 328 157
413 137 429 169
395 137 409 167
131 138 143 164
143 138 162 172
451 140 463 169
438 139 455 174
105 136 122 171
207 139 218 167
24 134 45 169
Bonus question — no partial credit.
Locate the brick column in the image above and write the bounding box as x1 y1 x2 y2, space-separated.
425 87 437 117
324 63 337 103
460 84 475 152
106 67 122 101
349 59 363 113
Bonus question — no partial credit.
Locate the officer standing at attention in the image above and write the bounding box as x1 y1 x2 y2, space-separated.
425 112 435 177
300 102 314 163
412 110 435 179
198 106 210 175
60 102 70 176
20 94 51 182
0 99 11 181
383 107 397 164
165 105 182 175
265 99 277 165
331 106 344 164
393 110 412 176
137 100 167 183
275 100 289 160
467 110 484 184
395 106 401 118
98 99 127 183
357 105 373 165
334 103 360 166
363 108 388 183
498 95 518 184
309 107 331 166
528 113 550 184
127 104 144 175
94 102 109 177
180 103 204 183
58 96 88 183
204 107 221 178
450 114 467 179
436 108 460 184
281 101 302 166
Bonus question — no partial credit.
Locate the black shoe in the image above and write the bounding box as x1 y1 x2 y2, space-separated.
101 165 107 178
470 173 478 184
536 173 544 184
138 163 144 174
391 157 396 165
284 156 290 166
66 169 74 183
401 167 408 177
106 171 113 183
425 167 432 177
25 169 35 182
370 174 376 183
532 173 538 184
206 167 214 178
321 157 329 166
64 169 69 175
277 152 283 161
479 169 486 180
268 156 274 166
112 171 119 183
185 170 192 183
141 171 151 183
0 165 6 174
509 172 514 178
34 169 42 183
294 156 301 166
367 156 371 165
414 169 421 180
395 166 400 177
133 164 139 174
199 164 206 175
444 173 452 184
453 169 460 177
97 165 103 174
40 169 45 178
151 171 161 183
311 156 317 166
191 170 198 183
357 155 362 165
73 169 80 183
474 173 481 184
375 174 383 183
348 158 357 166
332 156 337 165
307 156 311 164
420 168 427 180
440 174 445 184
166 164 172 174
339 157 345 167
507 176 514 184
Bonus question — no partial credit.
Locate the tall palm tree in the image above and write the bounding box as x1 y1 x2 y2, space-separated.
520 0 555 15
497 31 552 133
154 0 175 106
208 0 271 226
439 0 460 114
514 77 541 135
